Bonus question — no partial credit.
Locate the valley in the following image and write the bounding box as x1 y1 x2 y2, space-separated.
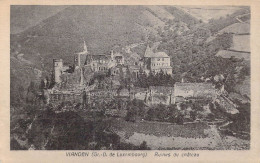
10 5 250 150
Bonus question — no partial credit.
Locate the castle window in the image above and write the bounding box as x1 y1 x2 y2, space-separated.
158 58 160 61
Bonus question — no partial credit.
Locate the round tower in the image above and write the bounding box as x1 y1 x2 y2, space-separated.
53 59 63 83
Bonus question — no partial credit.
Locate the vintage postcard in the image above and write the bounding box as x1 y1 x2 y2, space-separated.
0 0 260 162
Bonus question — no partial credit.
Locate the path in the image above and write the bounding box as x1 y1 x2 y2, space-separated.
236 13 250 23
26 115 37 134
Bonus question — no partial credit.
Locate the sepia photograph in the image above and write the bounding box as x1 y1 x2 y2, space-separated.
10 5 250 150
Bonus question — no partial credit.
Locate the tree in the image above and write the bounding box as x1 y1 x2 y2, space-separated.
125 110 135 122
26 81 38 104
137 67 148 88
138 141 150 150
190 111 197 121
176 114 184 124
107 68 111 77
146 109 154 121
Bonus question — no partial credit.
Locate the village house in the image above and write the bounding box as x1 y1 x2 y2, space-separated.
48 89 82 105
145 86 174 105
89 89 117 97
143 45 172 75
110 64 128 76
173 82 217 104
130 87 148 101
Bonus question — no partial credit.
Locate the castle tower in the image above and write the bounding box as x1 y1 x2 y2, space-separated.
75 41 89 67
169 89 173 105
53 59 63 83
80 67 84 86
83 40 88 52
144 44 152 58
144 45 153 70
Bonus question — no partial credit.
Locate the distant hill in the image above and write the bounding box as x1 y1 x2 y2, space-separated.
218 23 250 35
11 6 180 71
10 56 43 106
177 6 244 23
11 6 68 34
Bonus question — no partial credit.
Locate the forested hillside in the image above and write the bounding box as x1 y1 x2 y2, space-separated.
154 7 250 95
10 6 250 107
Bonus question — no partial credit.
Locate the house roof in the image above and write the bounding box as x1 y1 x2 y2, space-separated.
129 65 141 70
131 87 147 93
150 66 172 70
152 52 169 58
92 54 110 60
174 82 216 97
115 56 123 59
174 82 215 91
149 86 174 95
114 52 123 57
85 54 111 62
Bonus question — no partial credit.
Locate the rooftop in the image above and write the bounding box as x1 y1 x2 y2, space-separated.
174 82 215 90
85 54 111 61
174 82 216 97
149 86 174 95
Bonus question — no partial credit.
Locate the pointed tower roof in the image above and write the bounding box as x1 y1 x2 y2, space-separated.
78 40 88 55
144 44 153 57
83 40 88 52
